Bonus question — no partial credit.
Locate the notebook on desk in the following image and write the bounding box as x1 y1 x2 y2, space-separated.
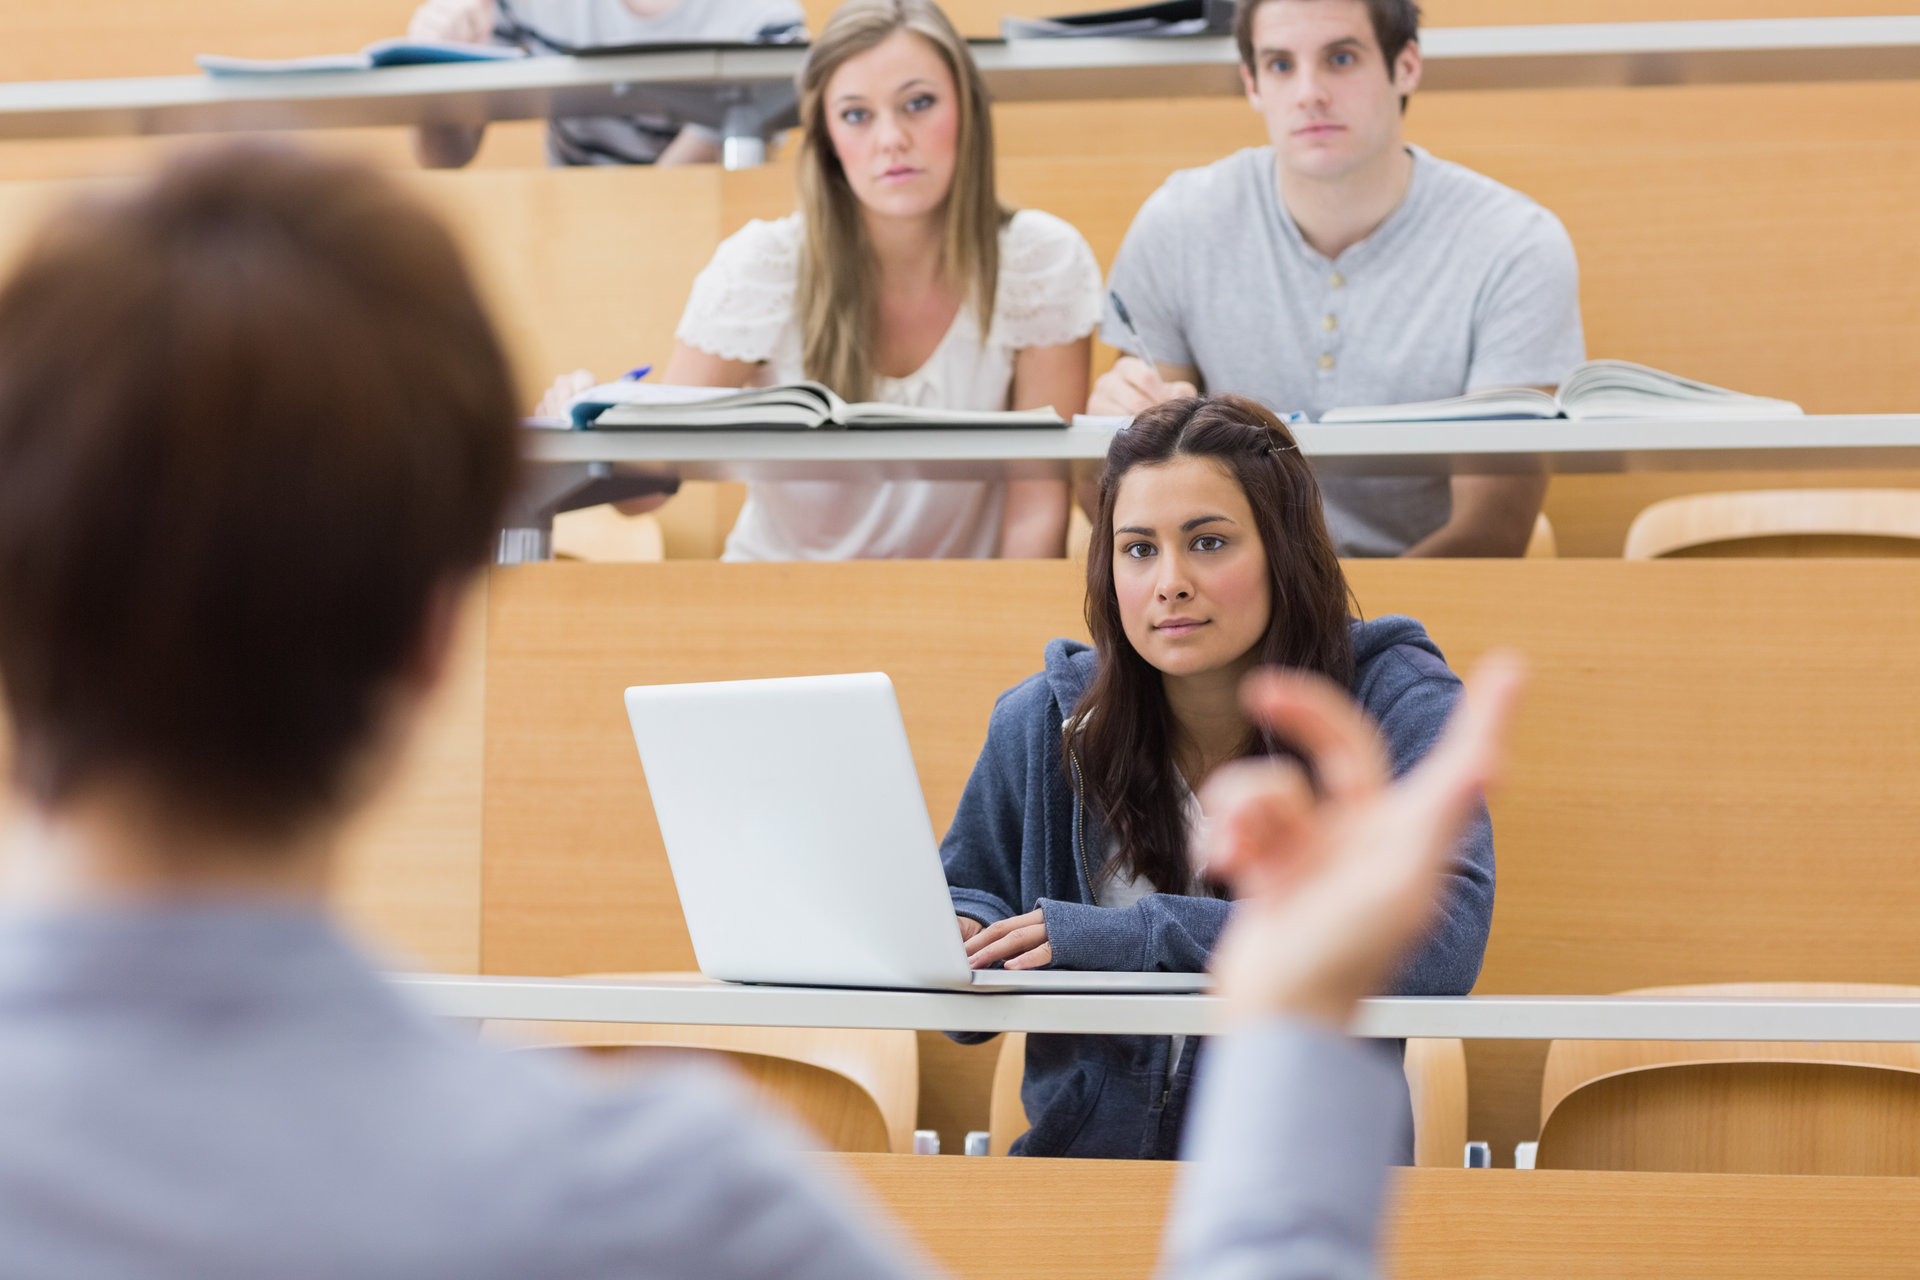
571 379 1066 431
1001 0 1234 38
624 672 1210 994
196 39 525 75
1316 359 1804 423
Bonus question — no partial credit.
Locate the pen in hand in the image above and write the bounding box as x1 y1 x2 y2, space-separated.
1107 290 1161 380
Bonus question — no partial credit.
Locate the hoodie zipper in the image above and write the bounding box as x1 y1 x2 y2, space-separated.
1064 742 1097 904
1070 737 1181 1116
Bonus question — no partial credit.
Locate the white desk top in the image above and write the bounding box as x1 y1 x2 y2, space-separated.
523 414 1920 482
2 17 1917 141
391 973 1920 1042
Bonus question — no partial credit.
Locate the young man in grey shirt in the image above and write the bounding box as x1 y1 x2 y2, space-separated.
0 142 1519 1279
1093 0 1585 557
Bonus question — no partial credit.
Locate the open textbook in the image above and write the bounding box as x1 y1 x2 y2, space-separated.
568 380 1066 430
196 39 525 75
1317 360 1804 423
1002 0 1234 37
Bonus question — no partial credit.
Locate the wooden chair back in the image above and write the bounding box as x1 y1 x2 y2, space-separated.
986 1032 1026 1157
486 974 919 1154
1523 511 1557 559
987 1031 1469 1167
1403 1037 1470 1168
1537 982 1920 1174
1623 490 1920 559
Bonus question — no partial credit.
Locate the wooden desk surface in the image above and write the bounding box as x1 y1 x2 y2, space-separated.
834 1155 1920 1280
4 19 1916 142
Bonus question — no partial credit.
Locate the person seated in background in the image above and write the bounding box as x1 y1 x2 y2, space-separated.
410 0 807 168
0 139 1523 1278
1091 0 1585 558
563 0 1100 559
943 393 1496 1158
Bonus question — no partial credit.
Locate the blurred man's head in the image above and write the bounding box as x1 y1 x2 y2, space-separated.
0 145 519 844
1235 0 1422 183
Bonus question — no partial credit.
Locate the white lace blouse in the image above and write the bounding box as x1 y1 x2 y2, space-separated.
675 209 1103 561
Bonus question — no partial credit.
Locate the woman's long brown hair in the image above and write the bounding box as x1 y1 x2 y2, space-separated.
1073 395 1357 894
794 0 1008 401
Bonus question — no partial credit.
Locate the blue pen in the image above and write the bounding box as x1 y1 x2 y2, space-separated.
622 364 653 381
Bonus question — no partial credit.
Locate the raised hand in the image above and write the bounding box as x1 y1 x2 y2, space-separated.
1199 653 1525 1028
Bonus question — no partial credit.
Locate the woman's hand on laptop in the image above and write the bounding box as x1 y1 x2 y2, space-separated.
965 908 1051 970
1199 653 1525 1030
956 915 983 943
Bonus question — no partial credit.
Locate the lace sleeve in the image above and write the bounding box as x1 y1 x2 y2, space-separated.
992 210 1104 351
674 215 803 364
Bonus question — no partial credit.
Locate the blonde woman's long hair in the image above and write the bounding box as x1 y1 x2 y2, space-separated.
796 0 1010 402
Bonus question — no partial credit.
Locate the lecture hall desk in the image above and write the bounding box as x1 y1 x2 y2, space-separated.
452 558 1920 1163
835 1155 1920 1280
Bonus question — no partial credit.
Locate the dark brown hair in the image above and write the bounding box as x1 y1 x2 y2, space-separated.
1235 0 1421 109
1074 395 1355 894
0 144 519 838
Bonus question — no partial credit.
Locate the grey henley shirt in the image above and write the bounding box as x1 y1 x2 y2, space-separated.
1103 144 1586 556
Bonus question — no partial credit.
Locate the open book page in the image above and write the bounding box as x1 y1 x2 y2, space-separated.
588 382 844 430
578 381 1065 430
1558 359 1803 420
1317 387 1560 424
1002 0 1227 37
838 403 1066 429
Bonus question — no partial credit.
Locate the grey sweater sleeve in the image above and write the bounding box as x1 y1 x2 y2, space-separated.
1159 1020 1407 1280
1040 894 1230 972
1375 674 1495 996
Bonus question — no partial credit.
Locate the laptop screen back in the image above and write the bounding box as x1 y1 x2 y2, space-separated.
624 672 974 989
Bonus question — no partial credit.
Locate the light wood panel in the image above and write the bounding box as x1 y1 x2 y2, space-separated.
0 162 723 413
407 163 725 405
0 0 413 82
834 1156 1920 1280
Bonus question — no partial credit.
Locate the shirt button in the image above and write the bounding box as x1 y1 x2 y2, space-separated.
1318 354 1335 371
1321 314 1338 332
1329 272 1345 288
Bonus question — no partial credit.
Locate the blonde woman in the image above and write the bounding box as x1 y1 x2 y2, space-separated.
670 0 1100 560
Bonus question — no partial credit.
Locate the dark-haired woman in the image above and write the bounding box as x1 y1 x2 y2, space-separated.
940 394 1495 1160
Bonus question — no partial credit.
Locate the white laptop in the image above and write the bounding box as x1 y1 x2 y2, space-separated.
625 672 1211 994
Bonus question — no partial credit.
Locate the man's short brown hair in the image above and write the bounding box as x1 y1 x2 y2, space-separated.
1234 0 1423 79
0 145 519 836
